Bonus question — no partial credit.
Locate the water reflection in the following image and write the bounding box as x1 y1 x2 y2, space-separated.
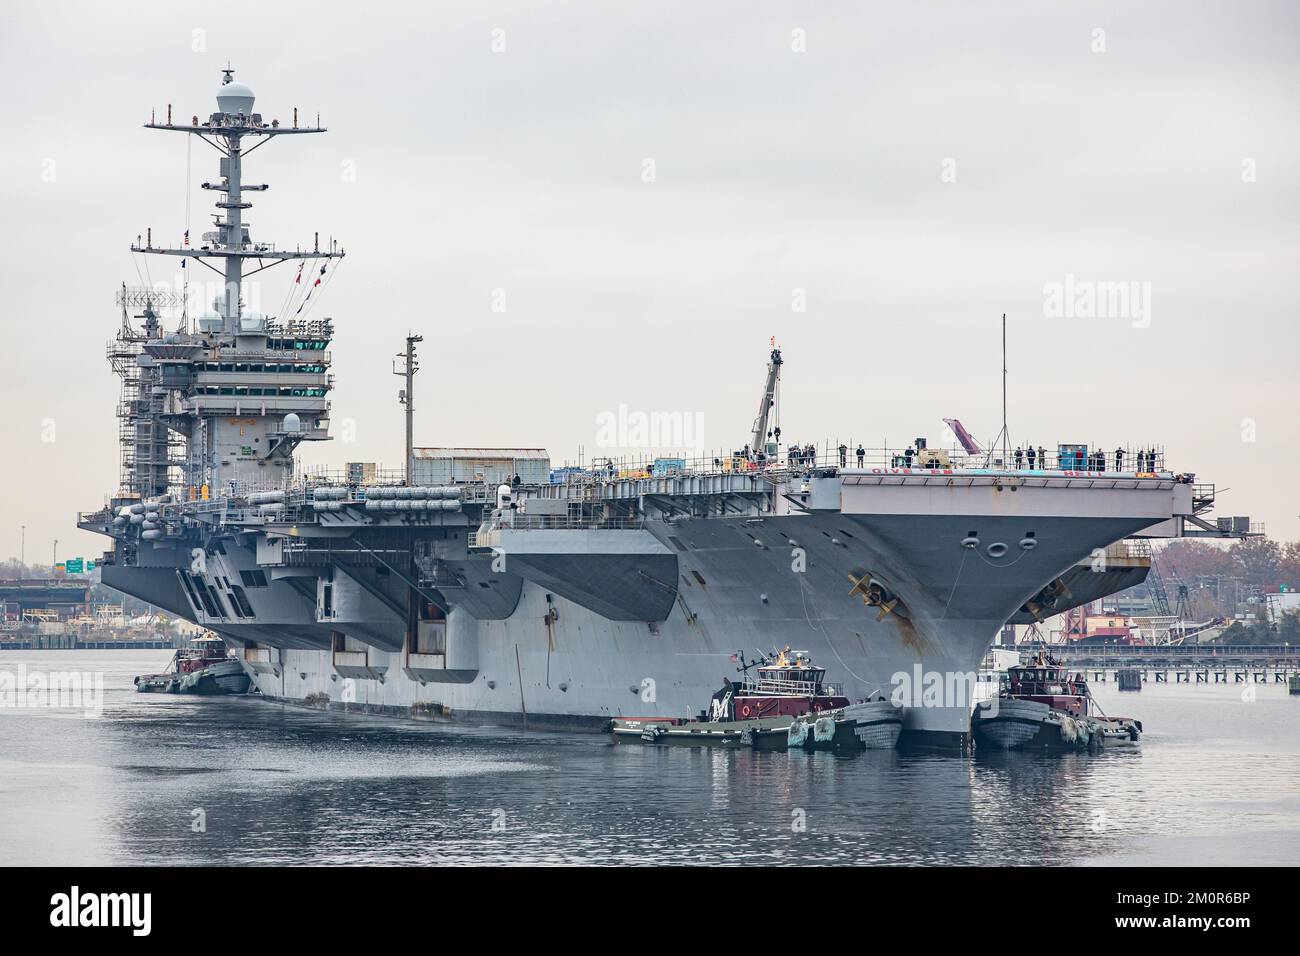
1 651 1298 865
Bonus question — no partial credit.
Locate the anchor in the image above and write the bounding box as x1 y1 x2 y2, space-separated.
847 569 907 621
1021 577 1072 622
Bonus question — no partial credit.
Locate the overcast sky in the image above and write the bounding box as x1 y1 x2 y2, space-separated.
1 0 1297 567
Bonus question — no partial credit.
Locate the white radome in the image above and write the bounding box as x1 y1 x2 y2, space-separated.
217 81 255 115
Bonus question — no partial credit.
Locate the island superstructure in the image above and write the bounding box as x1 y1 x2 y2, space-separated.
79 68 1246 745
111 68 343 506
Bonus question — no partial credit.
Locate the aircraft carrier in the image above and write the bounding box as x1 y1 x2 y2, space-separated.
78 69 1243 745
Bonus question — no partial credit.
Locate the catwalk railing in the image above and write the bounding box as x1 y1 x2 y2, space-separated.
559 443 1176 484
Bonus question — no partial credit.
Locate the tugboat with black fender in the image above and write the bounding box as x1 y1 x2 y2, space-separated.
972 650 1141 751
609 647 903 751
134 634 251 696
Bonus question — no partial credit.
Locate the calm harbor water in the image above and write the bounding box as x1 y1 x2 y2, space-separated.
2 650 1297 866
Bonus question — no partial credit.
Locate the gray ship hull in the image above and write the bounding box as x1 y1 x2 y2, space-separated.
106 488 1183 745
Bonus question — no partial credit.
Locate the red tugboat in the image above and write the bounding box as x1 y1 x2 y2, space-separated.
609 647 903 750
134 634 251 695
972 650 1141 751
729 648 849 719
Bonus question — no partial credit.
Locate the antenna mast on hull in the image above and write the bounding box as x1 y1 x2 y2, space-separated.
985 313 1011 467
395 334 423 486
